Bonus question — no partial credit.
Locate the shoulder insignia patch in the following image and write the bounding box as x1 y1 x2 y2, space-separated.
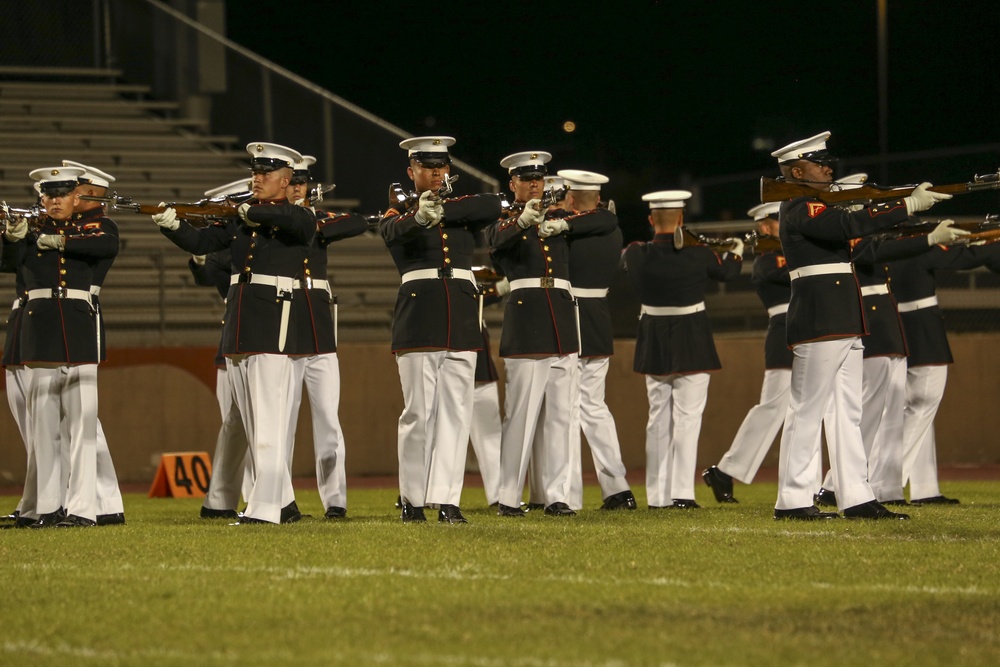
806 202 826 218
83 222 101 230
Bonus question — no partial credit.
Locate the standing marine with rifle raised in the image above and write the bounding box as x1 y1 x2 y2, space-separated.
380 136 502 524
769 131 948 521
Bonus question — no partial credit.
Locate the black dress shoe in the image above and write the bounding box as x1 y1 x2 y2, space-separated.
497 503 525 517
394 495 402 509
648 505 670 510
910 495 960 505
280 502 303 524
544 502 576 516
55 514 97 528
774 506 840 520
813 488 838 507
670 499 701 509
526 502 545 511
843 500 909 520
96 513 126 526
325 506 347 519
200 507 240 520
880 499 911 507
600 490 637 510
702 466 738 503
28 509 67 529
401 501 427 523
0 510 17 523
438 504 468 524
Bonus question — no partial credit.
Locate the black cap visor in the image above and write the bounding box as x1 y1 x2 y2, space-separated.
411 152 451 168
289 170 311 185
510 165 547 179
39 180 79 197
798 149 838 166
249 157 292 173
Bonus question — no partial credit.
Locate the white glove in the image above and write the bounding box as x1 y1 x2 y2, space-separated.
728 238 744 258
191 254 207 266
517 199 546 228
495 277 511 297
538 219 570 239
36 234 64 251
152 203 179 231
606 199 616 215
4 216 28 242
927 219 970 246
237 202 259 227
414 190 443 227
904 182 952 215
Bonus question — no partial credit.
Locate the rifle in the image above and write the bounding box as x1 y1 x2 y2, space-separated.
471 265 502 284
0 201 45 231
388 174 460 210
502 184 570 215
673 225 747 253
760 170 1000 205
80 193 240 227
748 232 783 254
872 214 1000 241
308 183 337 205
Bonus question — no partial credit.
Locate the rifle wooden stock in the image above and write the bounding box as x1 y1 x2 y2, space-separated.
750 234 783 254
963 228 1000 244
760 175 1000 205
141 203 238 222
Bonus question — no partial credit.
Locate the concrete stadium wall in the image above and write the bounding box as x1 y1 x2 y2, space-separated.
1 334 998 489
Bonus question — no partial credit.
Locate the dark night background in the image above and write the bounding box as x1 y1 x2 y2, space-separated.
225 1 1000 237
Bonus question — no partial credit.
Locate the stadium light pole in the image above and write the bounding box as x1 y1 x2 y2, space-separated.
877 0 889 183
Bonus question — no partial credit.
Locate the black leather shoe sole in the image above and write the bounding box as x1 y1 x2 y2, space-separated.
813 488 838 507
55 514 97 528
497 504 525 517
544 503 576 516
910 495 960 505
774 506 840 520
600 490 637 510
843 500 909 520
702 466 738 503
401 502 427 523
670 499 701 509
438 505 468 524
200 507 240 520
96 513 126 526
325 506 347 519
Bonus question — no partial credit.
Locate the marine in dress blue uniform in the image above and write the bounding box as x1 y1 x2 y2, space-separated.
887 234 1000 504
2 166 119 527
155 143 316 525
379 136 503 523
704 202 794 503
283 155 367 519
623 190 742 509
189 179 251 520
486 155 580 517
770 132 949 520
557 168 635 511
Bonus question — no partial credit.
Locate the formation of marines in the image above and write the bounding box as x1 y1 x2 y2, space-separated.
3 129 994 527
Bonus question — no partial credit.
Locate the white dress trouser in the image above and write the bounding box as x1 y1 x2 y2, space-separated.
644 372 710 507
9 366 123 517
823 356 907 502
717 368 791 484
228 354 296 523
285 353 348 510
498 355 577 508
902 364 948 499
469 381 502 506
7 367 32 515
568 356 630 508
203 366 250 511
776 338 875 511
24 364 99 521
396 350 477 508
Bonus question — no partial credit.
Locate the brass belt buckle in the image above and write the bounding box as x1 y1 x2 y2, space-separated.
540 277 555 288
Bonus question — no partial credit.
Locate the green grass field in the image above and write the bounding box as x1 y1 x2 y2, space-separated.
2 481 999 667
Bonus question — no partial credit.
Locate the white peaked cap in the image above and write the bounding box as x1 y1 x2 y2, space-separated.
748 202 781 220
558 169 609 191
642 190 693 209
62 160 115 188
